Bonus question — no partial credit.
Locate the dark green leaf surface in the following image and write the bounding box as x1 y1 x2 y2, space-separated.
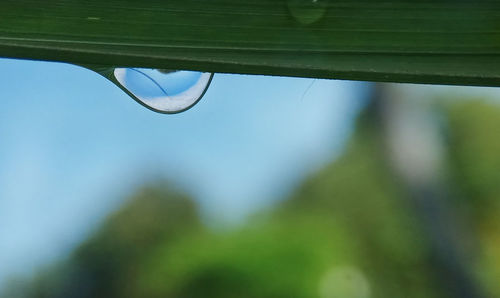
1 0 500 85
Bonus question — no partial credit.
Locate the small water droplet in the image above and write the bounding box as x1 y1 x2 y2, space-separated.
287 0 328 25
110 68 214 113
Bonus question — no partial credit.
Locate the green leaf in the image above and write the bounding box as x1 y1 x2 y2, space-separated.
1 0 500 86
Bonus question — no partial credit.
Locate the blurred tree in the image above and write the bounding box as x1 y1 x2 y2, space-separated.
446 101 500 297
281 108 441 298
24 184 202 298
132 216 357 298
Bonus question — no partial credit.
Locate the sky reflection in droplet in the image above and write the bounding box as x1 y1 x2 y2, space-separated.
114 68 213 113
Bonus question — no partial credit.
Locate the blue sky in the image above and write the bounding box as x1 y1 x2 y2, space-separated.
0 58 369 287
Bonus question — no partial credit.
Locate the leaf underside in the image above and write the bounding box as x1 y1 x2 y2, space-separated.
1 0 500 86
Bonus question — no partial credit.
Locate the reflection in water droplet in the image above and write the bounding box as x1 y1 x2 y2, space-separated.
287 0 328 25
113 68 213 114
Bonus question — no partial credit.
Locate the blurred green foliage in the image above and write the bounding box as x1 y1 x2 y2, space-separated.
446 101 500 296
3 99 500 298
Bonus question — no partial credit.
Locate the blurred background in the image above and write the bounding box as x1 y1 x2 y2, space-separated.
0 57 499 297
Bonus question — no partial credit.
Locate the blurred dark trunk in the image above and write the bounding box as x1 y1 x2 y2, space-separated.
372 83 484 298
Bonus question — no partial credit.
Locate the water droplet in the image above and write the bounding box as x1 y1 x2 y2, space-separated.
287 0 328 25
110 68 214 113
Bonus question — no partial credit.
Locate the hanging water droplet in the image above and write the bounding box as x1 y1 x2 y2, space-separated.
111 68 214 113
287 0 328 25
